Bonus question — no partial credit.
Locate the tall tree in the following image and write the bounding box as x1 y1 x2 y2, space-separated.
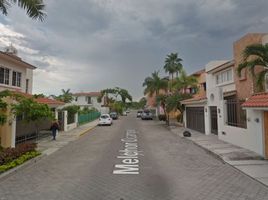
143 71 168 97
0 0 46 21
56 89 73 103
172 69 198 93
115 87 132 103
164 53 183 90
238 43 268 91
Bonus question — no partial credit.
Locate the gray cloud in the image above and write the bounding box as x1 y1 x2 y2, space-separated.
0 0 268 100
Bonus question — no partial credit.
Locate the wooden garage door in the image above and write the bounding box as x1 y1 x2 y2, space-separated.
186 107 205 133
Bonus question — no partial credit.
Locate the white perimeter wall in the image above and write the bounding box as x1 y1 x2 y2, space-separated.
218 108 264 156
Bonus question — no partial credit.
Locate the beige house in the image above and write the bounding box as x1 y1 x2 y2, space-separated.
0 45 36 147
0 45 35 94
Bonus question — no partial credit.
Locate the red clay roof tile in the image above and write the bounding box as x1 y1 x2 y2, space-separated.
242 92 268 107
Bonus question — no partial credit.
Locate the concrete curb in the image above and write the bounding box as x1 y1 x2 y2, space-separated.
0 153 46 181
79 125 97 137
79 121 98 137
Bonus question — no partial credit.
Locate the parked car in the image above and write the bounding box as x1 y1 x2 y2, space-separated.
122 111 127 116
98 114 113 126
137 110 143 118
126 110 130 114
110 112 118 120
141 110 153 120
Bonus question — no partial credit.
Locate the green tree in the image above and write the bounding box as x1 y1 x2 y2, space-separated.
143 71 168 97
0 0 46 21
164 53 183 90
0 90 11 125
56 89 73 103
12 97 53 135
115 87 132 103
238 43 268 91
138 97 147 109
172 69 198 93
33 93 46 98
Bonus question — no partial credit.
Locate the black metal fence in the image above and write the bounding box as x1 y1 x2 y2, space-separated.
225 99 247 129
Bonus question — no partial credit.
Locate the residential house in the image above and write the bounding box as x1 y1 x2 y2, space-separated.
0 45 64 147
72 92 102 111
0 44 34 94
181 33 268 157
181 69 208 133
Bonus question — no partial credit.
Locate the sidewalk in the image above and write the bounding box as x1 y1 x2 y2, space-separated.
37 119 99 155
167 124 268 187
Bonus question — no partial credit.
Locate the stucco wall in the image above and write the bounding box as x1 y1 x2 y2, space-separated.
74 96 102 111
0 58 33 94
218 108 264 156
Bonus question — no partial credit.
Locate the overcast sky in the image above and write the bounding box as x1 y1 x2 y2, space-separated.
0 0 268 100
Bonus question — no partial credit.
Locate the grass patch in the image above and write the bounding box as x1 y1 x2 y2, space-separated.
0 151 41 173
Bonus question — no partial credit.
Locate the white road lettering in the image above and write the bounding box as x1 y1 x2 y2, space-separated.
113 129 142 175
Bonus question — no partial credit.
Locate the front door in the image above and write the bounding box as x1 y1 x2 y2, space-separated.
264 112 268 158
210 107 218 135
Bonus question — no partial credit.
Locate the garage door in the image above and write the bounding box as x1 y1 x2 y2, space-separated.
186 107 205 133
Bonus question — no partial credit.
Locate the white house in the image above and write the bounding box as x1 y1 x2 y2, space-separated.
0 45 35 94
72 92 103 111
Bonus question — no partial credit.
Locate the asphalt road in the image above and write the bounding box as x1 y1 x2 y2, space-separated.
0 112 268 200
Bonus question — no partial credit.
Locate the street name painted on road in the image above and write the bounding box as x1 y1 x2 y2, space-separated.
113 129 142 175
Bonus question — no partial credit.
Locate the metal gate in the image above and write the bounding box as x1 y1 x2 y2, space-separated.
186 107 205 133
210 106 218 135
57 111 65 131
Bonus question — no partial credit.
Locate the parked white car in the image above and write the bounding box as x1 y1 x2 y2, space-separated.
98 114 113 126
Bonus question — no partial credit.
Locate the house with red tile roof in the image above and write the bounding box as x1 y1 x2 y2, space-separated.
0 46 65 148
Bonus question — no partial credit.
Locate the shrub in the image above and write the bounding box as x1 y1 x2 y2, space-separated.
0 151 40 173
0 143 37 165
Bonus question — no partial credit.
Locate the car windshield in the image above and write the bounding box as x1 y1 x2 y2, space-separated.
100 115 109 119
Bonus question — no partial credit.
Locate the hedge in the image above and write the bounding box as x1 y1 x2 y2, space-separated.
0 151 41 173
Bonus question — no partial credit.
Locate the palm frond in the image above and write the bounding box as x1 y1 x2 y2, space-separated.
0 0 10 15
12 0 46 21
256 69 268 91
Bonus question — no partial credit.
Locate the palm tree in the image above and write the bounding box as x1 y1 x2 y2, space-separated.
172 69 198 93
238 43 268 91
164 53 183 91
143 71 168 97
0 0 46 21
57 89 73 103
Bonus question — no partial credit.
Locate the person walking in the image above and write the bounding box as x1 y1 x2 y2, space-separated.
51 119 60 140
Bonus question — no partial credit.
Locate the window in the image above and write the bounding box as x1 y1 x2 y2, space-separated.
12 71 22 87
26 79 29 93
225 96 247 129
0 67 10 85
216 69 233 85
265 73 268 92
87 97 92 104
203 82 207 91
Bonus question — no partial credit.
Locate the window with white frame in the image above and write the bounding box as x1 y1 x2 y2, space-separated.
87 96 92 104
265 72 268 92
12 71 22 87
0 67 10 85
216 69 233 85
